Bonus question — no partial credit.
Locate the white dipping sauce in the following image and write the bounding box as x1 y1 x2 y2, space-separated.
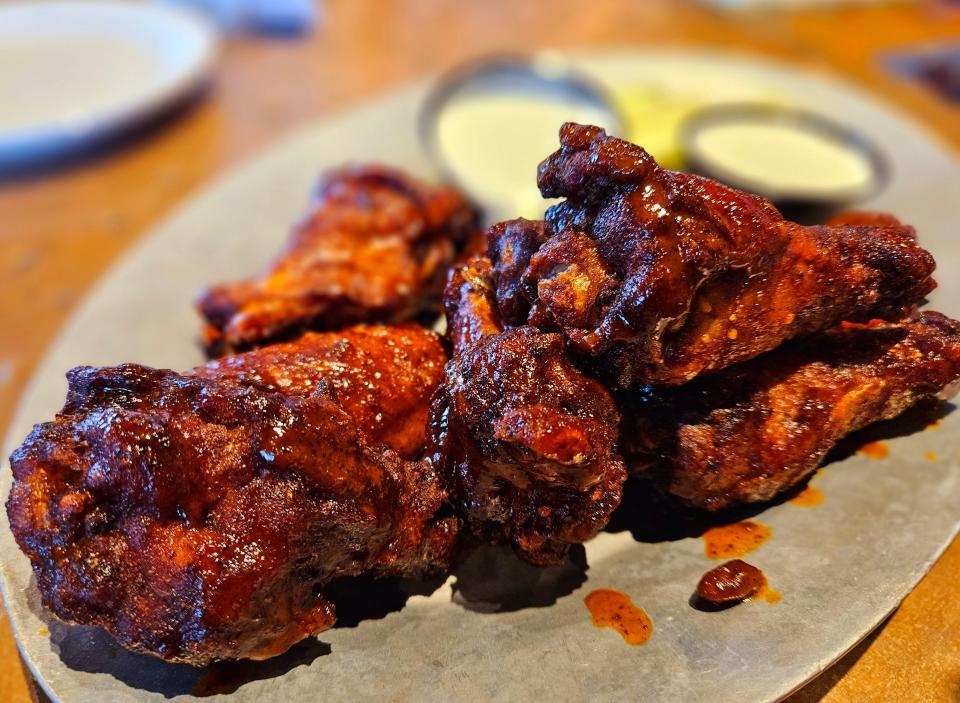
690 120 876 198
436 92 612 219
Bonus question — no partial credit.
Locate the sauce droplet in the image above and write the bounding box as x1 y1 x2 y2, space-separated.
925 451 939 462
756 583 782 604
857 440 889 459
702 520 771 559
584 589 653 645
927 418 942 430
789 485 824 507
696 559 765 605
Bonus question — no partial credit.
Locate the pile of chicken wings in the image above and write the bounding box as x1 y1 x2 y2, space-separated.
9 124 960 665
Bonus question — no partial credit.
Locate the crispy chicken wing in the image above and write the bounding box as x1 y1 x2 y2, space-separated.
194 324 446 458
7 329 455 665
620 312 960 511
429 257 626 565
197 165 480 355
490 123 936 387
826 210 907 227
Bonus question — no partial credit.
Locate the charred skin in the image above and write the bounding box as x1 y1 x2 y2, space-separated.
430 258 626 565
197 165 480 355
621 312 960 511
7 337 456 665
489 123 936 388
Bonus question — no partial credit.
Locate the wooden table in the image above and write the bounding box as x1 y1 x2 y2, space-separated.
1 1 958 700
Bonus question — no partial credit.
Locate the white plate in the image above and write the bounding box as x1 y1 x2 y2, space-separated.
2 50 959 703
0 1 217 166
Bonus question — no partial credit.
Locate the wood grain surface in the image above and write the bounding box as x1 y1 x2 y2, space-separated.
1 1 958 701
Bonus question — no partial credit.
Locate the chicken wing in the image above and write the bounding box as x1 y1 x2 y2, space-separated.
429 257 626 565
490 123 936 387
197 165 480 355
194 324 446 458
6 328 456 665
620 312 960 511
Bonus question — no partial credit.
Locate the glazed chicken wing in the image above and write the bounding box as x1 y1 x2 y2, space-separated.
620 312 960 511
7 328 455 665
194 324 446 458
490 123 936 387
197 165 480 355
429 257 626 565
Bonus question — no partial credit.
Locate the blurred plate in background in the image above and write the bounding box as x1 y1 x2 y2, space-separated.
0 1 216 167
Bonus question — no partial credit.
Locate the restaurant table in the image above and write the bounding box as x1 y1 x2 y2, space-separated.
1 1 958 701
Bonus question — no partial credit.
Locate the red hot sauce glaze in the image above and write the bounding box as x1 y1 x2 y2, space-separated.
584 589 653 645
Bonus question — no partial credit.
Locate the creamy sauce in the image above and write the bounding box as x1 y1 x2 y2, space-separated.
857 440 889 459
702 520 771 560
789 485 824 507
691 121 875 197
436 92 611 219
584 588 652 645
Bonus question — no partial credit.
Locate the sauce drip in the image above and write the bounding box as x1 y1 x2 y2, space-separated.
584 589 653 645
695 560 781 607
696 559 765 604
755 581 782 604
857 440 889 459
927 418 942 430
925 451 939 462
702 520 771 559
789 485 824 507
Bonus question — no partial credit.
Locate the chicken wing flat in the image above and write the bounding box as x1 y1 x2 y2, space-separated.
490 123 936 387
197 165 480 354
7 333 456 665
621 312 960 511
194 324 446 458
429 257 626 565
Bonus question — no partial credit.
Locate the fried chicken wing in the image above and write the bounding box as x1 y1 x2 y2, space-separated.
7 331 456 665
197 165 480 355
826 210 907 228
620 312 960 511
194 324 446 458
490 123 936 387
429 257 626 565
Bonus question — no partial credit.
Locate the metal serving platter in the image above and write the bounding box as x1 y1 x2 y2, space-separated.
2 51 959 702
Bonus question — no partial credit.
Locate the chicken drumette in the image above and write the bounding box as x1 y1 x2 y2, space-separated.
6 326 455 665
429 257 626 565
194 324 446 458
489 123 937 387
620 312 960 511
197 165 480 355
